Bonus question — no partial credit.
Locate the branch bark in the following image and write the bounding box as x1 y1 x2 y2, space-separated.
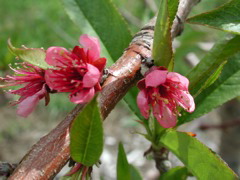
9 0 200 179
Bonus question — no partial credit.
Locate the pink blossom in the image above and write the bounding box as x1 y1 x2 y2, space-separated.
45 34 106 104
0 63 49 117
137 66 195 128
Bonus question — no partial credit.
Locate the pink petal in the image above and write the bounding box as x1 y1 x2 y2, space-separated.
167 72 189 91
79 34 100 61
137 90 150 119
137 79 146 90
177 91 195 113
145 70 167 87
70 88 95 104
82 64 100 88
46 46 72 66
153 102 177 128
92 58 107 72
17 86 46 117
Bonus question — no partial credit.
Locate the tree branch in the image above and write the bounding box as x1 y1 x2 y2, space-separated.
9 0 200 179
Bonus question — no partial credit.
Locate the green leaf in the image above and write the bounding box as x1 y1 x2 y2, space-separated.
152 0 179 69
168 0 179 24
188 35 240 96
70 96 103 166
187 0 240 35
129 164 142 180
117 143 131 180
180 52 240 123
61 0 132 61
159 130 238 179
7 39 52 69
160 166 188 180
61 0 113 65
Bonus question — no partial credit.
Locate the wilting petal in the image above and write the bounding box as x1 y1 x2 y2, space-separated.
17 86 46 117
153 102 176 128
167 72 189 90
137 90 150 119
145 70 167 87
79 34 100 61
46 47 72 66
177 91 195 113
82 64 100 88
70 88 95 104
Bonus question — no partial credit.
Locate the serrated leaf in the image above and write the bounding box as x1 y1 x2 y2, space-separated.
159 130 238 179
117 143 131 180
160 166 188 180
168 0 179 24
70 96 103 166
61 0 132 62
7 39 52 69
187 0 240 35
188 35 240 96
152 0 178 70
180 52 240 123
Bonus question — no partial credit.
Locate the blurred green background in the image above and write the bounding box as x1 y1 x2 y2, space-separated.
0 0 231 178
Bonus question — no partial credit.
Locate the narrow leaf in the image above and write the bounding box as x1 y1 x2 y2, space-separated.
188 35 240 96
117 143 131 180
70 96 103 166
61 0 132 61
187 0 240 35
61 0 113 65
8 39 52 69
180 52 240 123
159 130 238 179
160 166 188 180
152 0 179 69
129 164 142 180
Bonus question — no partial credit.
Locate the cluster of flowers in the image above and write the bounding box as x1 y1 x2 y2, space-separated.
0 35 106 117
1 34 195 128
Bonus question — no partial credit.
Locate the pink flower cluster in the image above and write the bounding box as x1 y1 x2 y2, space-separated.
0 35 106 117
137 66 195 128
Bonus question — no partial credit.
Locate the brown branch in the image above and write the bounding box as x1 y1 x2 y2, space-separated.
9 0 199 179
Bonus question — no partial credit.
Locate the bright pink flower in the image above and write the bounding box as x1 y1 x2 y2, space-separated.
0 63 49 117
137 66 195 128
45 34 106 104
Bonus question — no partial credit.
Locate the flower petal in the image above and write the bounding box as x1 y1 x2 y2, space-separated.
79 34 100 61
46 46 72 66
92 58 107 72
167 72 189 90
153 102 177 128
17 86 46 117
70 88 95 104
145 70 167 87
82 64 100 88
177 91 195 113
137 90 150 119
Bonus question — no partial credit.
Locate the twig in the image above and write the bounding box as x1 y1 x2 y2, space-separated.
9 0 200 179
